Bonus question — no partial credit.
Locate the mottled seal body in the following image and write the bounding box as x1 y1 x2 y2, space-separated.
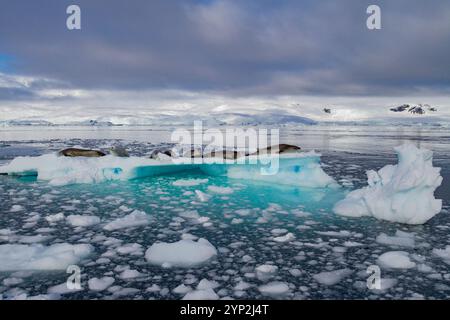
203 150 244 160
149 148 174 159
252 144 301 156
58 148 106 157
110 146 129 157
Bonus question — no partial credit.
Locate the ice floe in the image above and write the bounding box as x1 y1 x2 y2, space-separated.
66 215 101 227
334 144 443 224
145 238 217 268
88 277 115 291
313 269 352 285
103 210 150 231
0 152 337 188
432 246 450 264
0 243 93 271
258 281 290 297
377 251 416 269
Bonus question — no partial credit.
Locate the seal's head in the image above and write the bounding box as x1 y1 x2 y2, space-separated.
110 146 129 157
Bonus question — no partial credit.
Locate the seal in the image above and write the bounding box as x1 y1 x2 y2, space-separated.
202 150 244 160
251 144 301 156
58 148 106 157
149 148 174 159
110 146 129 157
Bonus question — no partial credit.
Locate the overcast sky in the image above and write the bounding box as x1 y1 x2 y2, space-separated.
1 0 449 122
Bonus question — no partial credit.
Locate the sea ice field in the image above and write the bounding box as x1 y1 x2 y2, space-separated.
0 125 449 300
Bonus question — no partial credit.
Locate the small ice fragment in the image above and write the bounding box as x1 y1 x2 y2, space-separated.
67 215 101 227
377 251 416 269
313 269 352 285
103 210 149 231
88 277 115 291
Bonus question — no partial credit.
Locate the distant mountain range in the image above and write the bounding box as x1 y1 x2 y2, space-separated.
390 104 437 115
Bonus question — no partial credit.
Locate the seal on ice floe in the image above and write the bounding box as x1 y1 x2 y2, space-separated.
250 144 301 156
202 150 244 160
109 146 129 157
149 148 174 159
58 148 106 157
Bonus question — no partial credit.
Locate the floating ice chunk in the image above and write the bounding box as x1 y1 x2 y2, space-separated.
103 210 149 231
116 243 144 255
88 277 115 291
432 246 450 264
145 238 217 268
197 279 220 290
48 282 82 295
315 230 352 238
45 213 65 223
271 228 288 235
173 179 208 187
67 215 101 227
195 190 210 202
207 186 234 194
173 284 192 295
258 282 290 297
376 231 415 248
234 281 252 291
0 243 93 271
19 235 51 244
256 265 278 281
10 205 24 212
182 288 219 300
273 233 295 243
119 269 143 279
377 251 416 269
313 269 352 285
334 144 442 224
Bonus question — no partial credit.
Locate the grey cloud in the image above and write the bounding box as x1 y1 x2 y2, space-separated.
0 0 449 97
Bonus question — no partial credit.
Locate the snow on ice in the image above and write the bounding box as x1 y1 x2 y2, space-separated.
334 143 443 224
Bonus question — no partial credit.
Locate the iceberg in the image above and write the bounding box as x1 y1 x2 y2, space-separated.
0 151 337 188
333 143 442 224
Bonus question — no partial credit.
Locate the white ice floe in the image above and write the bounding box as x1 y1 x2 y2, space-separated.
173 179 208 187
376 230 415 248
196 279 220 290
0 243 93 271
88 277 115 291
0 152 336 188
48 282 82 295
432 246 450 264
258 282 290 297
377 251 416 269
182 288 219 300
119 269 143 280
273 233 295 243
207 186 234 194
195 190 210 202
334 144 443 224
103 210 149 231
66 215 101 227
45 213 65 223
173 284 192 295
256 264 278 281
313 269 352 285
145 238 217 268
